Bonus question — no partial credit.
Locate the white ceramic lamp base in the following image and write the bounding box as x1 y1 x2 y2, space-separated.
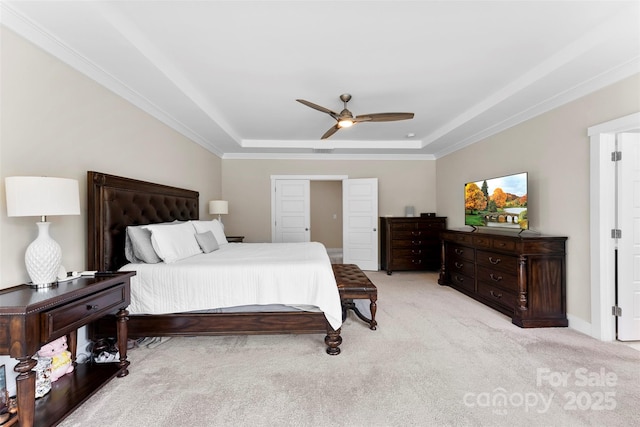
25 222 62 287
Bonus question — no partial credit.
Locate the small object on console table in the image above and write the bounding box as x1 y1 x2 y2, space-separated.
225 236 244 243
0 271 134 427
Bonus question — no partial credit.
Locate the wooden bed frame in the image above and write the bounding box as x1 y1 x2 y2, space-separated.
87 171 342 355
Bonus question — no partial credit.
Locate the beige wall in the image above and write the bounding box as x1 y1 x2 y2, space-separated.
221 159 437 242
0 28 223 289
436 73 640 324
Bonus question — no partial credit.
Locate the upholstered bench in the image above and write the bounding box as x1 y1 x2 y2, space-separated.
332 264 378 330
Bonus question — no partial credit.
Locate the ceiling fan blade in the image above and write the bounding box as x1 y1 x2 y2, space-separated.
355 112 414 122
353 116 372 123
296 99 339 118
321 124 340 140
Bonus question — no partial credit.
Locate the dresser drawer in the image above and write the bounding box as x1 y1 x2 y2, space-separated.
393 248 430 258
477 281 517 312
472 235 492 248
491 239 516 251
448 244 474 262
392 238 431 248
448 258 475 278
417 221 445 232
450 272 474 293
41 285 128 342
392 230 430 239
443 232 472 245
390 257 426 270
477 265 518 292
476 250 518 271
390 222 418 231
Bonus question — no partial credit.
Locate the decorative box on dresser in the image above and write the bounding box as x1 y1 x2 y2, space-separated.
0 271 134 427
438 230 567 328
380 216 446 274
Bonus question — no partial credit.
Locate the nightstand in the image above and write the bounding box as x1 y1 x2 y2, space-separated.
0 271 134 427
226 236 244 243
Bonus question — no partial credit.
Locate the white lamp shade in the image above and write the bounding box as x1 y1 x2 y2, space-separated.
5 176 80 287
208 200 228 215
5 176 80 217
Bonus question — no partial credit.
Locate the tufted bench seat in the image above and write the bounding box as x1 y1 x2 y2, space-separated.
332 264 378 330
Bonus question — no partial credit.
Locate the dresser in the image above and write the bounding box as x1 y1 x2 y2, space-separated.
380 217 446 274
438 230 567 328
0 272 133 427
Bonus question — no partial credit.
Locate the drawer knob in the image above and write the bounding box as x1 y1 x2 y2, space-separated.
411 259 422 264
454 248 463 255
488 257 501 265
455 275 464 282
411 240 422 245
411 231 422 236
454 262 464 269
489 273 502 282
87 304 99 311
490 290 503 299
412 249 422 255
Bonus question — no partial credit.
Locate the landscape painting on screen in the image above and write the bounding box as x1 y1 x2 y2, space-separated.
465 172 528 230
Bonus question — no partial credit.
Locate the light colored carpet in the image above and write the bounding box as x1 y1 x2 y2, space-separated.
60 271 639 426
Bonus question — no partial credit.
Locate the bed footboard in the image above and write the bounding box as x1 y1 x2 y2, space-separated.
90 311 342 355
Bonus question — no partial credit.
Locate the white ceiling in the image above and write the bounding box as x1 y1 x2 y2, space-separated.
2 1 639 159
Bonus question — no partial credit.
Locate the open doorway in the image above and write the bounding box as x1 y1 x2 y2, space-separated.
310 181 343 262
271 175 379 270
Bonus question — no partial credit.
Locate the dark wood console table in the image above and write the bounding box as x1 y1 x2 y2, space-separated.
439 230 567 328
0 272 133 427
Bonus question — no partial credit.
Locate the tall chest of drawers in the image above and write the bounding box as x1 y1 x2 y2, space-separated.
380 216 446 274
438 230 567 328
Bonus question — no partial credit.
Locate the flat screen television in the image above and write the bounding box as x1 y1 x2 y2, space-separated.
464 172 528 230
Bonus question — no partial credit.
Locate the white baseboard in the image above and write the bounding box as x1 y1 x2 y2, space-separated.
567 314 593 337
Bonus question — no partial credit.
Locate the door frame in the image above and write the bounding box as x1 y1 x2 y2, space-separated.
271 175 348 242
588 112 640 341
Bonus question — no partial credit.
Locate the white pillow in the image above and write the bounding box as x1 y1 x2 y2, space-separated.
143 222 202 263
195 231 219 253
125 226 162 264
190 220 228 245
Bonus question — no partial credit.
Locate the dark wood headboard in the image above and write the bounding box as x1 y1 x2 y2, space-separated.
87 171 199 272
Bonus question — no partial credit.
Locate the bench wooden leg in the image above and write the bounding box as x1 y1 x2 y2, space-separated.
369 296 378 330
342 297 377 330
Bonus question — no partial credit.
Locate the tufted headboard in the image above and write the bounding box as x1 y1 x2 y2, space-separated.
87 171 199 272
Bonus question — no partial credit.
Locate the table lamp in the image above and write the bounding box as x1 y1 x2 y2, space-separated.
208 200 228 224
5 176 81 287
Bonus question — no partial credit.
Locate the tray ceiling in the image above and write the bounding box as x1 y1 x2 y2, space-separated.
2 1 639 159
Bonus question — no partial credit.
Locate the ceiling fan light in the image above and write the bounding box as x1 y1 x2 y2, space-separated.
338 119 354 128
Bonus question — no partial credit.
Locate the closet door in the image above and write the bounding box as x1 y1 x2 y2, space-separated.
343 178 379 270
273 179 310 243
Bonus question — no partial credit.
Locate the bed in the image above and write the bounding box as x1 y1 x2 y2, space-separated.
87 171 342 355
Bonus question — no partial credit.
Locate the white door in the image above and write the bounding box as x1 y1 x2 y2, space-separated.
617 132 640 341
343 178 378 270
274 180 310 243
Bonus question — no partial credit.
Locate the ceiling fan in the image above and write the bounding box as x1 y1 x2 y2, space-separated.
296 93 414 139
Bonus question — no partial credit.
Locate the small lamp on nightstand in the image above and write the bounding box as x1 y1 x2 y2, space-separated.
5 176 80 288
209 200 228 224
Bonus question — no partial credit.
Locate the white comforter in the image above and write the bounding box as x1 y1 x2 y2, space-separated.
119 242 342 329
